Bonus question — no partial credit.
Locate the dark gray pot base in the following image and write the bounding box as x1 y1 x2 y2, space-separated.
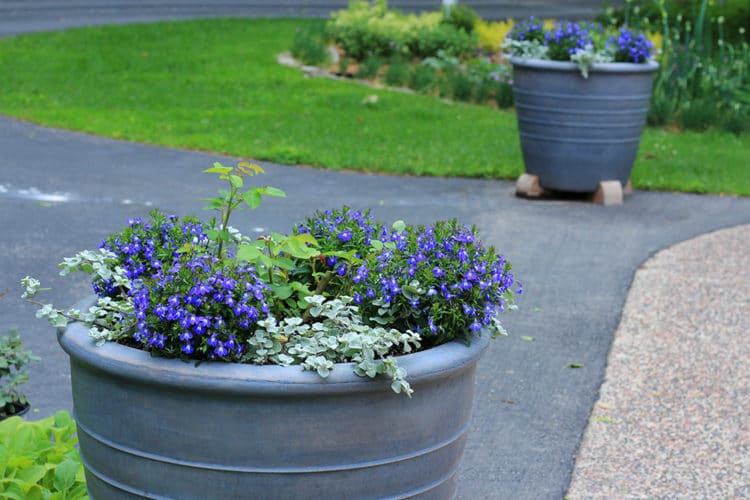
515 174 632 206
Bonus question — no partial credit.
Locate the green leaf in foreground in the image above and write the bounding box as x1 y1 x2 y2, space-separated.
53 459 80 491
0 411 86 498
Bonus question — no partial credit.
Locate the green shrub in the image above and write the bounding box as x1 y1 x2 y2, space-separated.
409 64 437 92
441 4 479 34
679 98 718 131
493 81 514 109
606 0 750 133
448 70 475 101
646 86 676 126
599 0 749 45
356 55 382 79
0 329 39 418
291 23 329 66
384 55 411 87
720 106 750 135
437 75 452 98
326 1 478 62
719 0 750 45
656 0 749 132
473 78 492 103
0 411 87 499
338 55 350 75
326 0 392 61
408 24 478 59
326 0 443 61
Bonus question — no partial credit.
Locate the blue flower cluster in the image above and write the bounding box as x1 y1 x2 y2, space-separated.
611 27 653 63
349 220 521 346
97 212 206 296
545 21 596 60
509 18 653 65
95 207 521 360
293 210 521 346
96 211 270 360
295 206 383 280
508 16 546 44
131 255 270 359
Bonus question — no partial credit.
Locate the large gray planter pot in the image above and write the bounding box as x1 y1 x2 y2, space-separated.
59 298 489 500
510 57 658 193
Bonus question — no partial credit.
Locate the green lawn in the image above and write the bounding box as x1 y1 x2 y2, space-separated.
0 18 747 195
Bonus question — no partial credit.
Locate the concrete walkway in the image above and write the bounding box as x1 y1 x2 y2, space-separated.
568 224 750 498
0 7 748 499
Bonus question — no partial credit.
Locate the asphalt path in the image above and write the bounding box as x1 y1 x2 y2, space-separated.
0 0 612 36
1 6 749 500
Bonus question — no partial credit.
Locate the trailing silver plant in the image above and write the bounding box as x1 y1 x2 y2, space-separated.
22 249 135 345
569 43 615 78
249 296 422 396
502 39 549 60
504 39 619 78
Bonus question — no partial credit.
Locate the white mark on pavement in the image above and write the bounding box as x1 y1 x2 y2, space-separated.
13 186 72 203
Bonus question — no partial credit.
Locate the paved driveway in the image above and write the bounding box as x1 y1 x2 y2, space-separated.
0 0 621 36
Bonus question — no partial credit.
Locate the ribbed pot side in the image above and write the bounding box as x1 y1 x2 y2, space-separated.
58 300 489 500
510 58 658 193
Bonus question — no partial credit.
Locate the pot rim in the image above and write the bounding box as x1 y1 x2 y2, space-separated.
509 56 659 74
58 296 490 396
0 402 30 421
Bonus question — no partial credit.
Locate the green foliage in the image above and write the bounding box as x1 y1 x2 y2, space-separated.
355 55 382 79
415 52 506 104
600 0 750 45
679 98 717 131
646 83 675 126
325 0 476 61
383 55 410 87
473 78 491 103
447 70 475 101
408 64 436 92
658 0 749 134
0 411 87 499
719 106 750 135
464 58 505 103
338 54 350 75
493 81 514 109
0 330 39 418
605 0 750 133
325 0 398 60
202 161 286 258
290 23 329 66
441 4 479 34
407 24 478 59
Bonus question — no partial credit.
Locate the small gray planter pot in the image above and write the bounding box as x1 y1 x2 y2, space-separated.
510 57 658 194
59 298 489 499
